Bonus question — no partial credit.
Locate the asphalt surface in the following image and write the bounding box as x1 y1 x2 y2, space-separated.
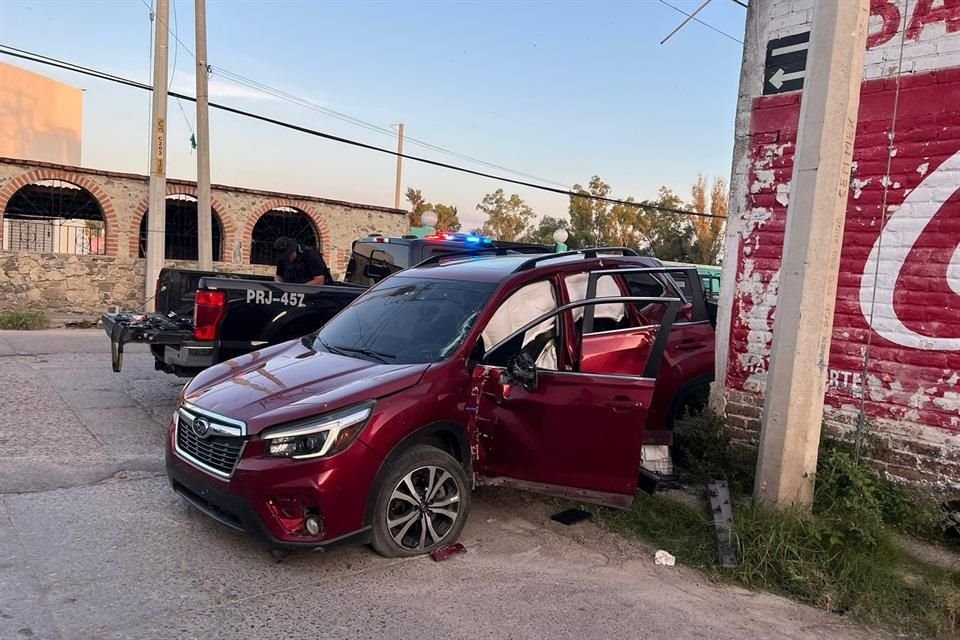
0 330 883 640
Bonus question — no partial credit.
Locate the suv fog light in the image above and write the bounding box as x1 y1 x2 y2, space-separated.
304 515 323 536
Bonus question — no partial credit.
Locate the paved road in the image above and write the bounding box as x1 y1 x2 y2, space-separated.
0 330 880 640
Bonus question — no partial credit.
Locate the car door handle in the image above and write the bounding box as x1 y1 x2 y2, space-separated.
674 341 707 351
603 398 640 412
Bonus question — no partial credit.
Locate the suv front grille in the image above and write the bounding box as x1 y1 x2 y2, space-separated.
175 406 246 478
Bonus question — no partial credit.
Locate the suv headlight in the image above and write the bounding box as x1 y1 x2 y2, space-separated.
261 402 374 459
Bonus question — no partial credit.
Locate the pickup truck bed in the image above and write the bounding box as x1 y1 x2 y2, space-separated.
105 268 364 376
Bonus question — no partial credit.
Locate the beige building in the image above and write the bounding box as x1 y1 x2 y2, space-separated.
0 63 83 165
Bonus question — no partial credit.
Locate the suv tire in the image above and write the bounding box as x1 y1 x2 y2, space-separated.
370 445 470 558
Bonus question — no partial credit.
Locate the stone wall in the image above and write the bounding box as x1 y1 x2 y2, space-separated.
0 251 276 315
0 157 408 315
715 0 960 486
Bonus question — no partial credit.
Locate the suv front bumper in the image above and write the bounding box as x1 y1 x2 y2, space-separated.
165 425 376 550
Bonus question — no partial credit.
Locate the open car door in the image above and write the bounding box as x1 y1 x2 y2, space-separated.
468 292 680 509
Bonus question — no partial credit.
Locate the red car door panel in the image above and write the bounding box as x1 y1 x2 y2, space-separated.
469 292 680 509
470 366 655 507
580 326 657 377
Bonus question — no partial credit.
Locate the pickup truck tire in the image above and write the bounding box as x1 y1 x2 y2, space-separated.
370 445 470 558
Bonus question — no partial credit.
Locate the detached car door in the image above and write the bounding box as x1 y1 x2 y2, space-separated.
469 291 680 509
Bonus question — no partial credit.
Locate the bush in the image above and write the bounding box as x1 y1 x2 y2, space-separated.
0 309 48 330
671 411 756 496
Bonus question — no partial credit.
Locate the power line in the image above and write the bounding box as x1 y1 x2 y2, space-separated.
0 45 726 221
657 0 744 45
135 0 572 189
206 70 572 188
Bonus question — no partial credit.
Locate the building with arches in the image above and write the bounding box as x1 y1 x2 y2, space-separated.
0 156 406 313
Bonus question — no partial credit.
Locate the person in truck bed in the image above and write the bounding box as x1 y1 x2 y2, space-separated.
273 236 333 285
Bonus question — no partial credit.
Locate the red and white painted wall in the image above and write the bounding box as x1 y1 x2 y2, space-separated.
715 0 960 484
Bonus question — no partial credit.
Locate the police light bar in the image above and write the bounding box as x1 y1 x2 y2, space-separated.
424 232 493 244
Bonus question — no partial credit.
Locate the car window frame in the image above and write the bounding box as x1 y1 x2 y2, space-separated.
478 278 564 370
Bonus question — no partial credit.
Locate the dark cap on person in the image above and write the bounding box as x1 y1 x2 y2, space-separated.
273 237 296 257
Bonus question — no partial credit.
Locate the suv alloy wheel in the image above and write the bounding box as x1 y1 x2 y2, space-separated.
370 445 471 557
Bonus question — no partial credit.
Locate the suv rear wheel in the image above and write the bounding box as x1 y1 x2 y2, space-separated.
370 445 470 558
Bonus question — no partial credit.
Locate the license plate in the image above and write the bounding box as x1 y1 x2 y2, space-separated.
245 290 307 307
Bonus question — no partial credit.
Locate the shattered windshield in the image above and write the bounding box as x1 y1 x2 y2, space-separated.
314 277 497 365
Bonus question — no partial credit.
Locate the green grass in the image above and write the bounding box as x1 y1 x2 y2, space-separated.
592 414 960 638
671 411 756 496
733 501 960 636
597 492 717 570
0 309 48 330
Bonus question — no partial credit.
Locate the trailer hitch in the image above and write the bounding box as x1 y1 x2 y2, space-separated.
105 312 193 373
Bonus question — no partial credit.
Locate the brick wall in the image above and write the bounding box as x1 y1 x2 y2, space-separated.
0 157 408 312
717 0 960 485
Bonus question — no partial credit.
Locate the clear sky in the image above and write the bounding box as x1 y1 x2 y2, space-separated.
0 0 746 230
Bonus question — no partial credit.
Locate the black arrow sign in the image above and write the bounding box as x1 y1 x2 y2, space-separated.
763 31 810 96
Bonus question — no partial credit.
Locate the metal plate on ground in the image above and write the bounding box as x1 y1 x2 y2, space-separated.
707 480 738 569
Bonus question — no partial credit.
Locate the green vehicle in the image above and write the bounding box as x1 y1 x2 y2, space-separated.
660 261 721 301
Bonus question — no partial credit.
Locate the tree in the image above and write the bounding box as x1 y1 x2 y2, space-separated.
432 203 461 232
405 187 461 231
521 215 571 246
568 175 648 249
690 174 709 217
478 189 534 241
639 187 694 262
568 176 611 248
406 188 429 227
606 196 646 249
687 174 727 265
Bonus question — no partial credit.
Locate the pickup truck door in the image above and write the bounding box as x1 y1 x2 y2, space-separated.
469 295 680 509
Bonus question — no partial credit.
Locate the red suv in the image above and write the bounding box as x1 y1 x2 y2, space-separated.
166 250 714 556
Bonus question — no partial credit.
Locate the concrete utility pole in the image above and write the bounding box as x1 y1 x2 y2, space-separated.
195 0 213 269
144 0 170 312
754 0 870 507
394 123 404 209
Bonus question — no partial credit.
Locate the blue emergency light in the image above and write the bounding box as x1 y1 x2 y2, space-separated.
424 232 493 245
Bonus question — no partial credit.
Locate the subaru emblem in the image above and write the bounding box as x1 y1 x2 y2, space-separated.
192 418 210 438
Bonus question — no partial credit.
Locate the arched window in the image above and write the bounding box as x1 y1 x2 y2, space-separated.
250 206 320 265
3 179 106 254
138 194 223 261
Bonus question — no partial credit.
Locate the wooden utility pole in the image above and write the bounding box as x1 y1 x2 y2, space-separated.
144 0 170 311
754 0 870 507
394 123 404 209
195 0 213 269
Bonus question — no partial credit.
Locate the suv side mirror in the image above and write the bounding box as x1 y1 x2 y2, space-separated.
500 352 538 392
363 263 391 281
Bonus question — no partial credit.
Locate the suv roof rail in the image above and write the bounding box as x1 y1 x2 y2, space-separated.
412 245 553 269
512 247 640 273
